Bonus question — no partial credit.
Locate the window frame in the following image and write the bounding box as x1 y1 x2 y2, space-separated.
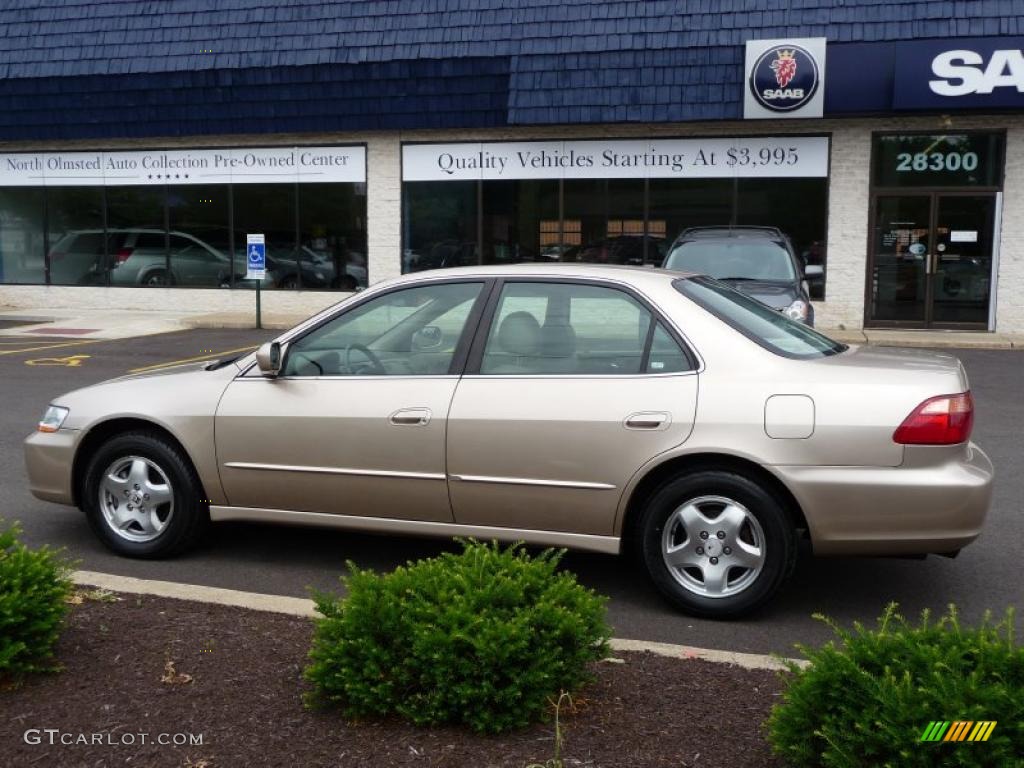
464 277 698 377
255 277 496 380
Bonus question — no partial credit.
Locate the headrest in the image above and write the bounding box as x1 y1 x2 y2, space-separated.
496 311 542 356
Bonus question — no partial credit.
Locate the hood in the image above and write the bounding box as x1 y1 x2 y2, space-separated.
722 279 799 310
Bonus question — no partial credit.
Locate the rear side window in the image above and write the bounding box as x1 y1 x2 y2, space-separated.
675 276 845 359
480 281 693 375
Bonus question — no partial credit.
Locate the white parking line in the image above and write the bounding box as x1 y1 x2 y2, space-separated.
71 570 804 670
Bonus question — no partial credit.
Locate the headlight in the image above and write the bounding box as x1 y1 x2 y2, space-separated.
783 299 809 322
38 405 69 433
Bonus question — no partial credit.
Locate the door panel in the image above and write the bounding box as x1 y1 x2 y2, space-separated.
869 195 931 325
931 195 995 326
447 279 698 536
216 377 457 521
214 279 487 521
447 376 697 535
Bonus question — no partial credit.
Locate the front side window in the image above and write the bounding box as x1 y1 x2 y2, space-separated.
676 276 845 359
283 281 483 376
480 281 690 375
664 240 796 282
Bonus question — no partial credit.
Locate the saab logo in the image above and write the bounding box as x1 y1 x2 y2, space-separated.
929 49 1024 96
750 45 820 111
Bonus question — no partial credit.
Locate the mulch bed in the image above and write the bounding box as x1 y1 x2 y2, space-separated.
1 594 787 767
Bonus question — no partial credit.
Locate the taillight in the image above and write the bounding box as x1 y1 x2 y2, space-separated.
893 392 974 445
114 247 134 265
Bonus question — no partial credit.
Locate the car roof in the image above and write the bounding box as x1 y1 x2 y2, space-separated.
383 262 698 288
675 226 787 242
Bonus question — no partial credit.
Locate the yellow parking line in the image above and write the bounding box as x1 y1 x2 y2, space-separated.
127 345 258 374
0 338 108 356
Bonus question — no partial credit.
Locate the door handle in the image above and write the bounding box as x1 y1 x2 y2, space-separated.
624 412 670 430
389 408 431 426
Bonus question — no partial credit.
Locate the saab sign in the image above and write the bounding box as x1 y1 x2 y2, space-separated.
744 38 826 119
894 37 1024 110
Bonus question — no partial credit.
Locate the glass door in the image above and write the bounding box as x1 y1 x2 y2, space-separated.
869 195 932 325
868 193 995 328
931 195 995 326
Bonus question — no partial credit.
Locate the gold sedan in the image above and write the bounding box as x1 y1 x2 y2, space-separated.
24 264 994 617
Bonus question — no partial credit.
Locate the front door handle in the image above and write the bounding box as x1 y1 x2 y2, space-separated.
389 408 431 426
624 412 670 430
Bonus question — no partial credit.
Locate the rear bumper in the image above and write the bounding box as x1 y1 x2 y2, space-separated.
24 429 78 506
775 442 994 556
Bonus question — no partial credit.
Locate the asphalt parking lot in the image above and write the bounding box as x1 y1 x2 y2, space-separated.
1 329 1020 655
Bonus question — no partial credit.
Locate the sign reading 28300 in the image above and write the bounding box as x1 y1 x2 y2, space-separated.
895 151 980 173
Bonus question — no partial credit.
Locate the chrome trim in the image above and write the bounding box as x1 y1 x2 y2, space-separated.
209 505 621 555
450 473 616 490
223 462 445 481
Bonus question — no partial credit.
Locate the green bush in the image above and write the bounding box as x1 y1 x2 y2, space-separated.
0 520 73 683
304 540 610 733
767 603 1024 767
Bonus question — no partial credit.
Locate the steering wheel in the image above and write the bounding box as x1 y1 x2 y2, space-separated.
343 343 387 375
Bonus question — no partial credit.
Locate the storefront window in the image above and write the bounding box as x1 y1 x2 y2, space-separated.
481 180 558 264
298 182 368 290
737 178 828 299
403 181 477 273
648 179 733 261
168 185 233 288
0 188 45 284
232 184 295 291
0 145 366 290
45 187 105 286
562 179 650 265
105 186 167 288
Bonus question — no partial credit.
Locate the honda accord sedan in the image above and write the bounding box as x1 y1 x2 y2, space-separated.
24 264 994 617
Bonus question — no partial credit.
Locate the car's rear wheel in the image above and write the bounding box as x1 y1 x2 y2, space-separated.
82 432 208 558
638 470 797 618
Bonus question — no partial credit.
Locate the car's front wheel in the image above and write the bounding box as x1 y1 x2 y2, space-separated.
638 470 797 618
81 431 208 558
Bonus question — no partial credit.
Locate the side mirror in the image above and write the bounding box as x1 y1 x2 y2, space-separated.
804 264 824 278
411 325 444 351
255 341 286 377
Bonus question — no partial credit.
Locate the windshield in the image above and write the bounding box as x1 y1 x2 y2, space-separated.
675 276 845 359
664 240 797 281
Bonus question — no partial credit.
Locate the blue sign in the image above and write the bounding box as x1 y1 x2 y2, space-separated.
749 44 820 112
824 36 1024 115
245 234 266 280
893 37 1024 111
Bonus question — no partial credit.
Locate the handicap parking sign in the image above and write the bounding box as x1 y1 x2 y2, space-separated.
245 233 266 280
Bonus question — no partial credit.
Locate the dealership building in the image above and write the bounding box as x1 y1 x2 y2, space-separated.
0 1 1022 332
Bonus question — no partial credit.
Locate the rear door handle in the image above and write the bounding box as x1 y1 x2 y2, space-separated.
624 412 670 430
389 408 432 426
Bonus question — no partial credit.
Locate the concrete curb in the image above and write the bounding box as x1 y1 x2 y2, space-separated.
72 570 804 671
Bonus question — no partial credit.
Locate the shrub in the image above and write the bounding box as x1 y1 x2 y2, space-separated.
304 540 610 733
767 603 1024 767
0 520 73 683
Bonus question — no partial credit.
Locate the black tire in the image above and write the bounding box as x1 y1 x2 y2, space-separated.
81 431 208 558
637 470 797 618
143 270 174 287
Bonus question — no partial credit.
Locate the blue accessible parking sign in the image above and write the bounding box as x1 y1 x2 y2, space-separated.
245 234 266 280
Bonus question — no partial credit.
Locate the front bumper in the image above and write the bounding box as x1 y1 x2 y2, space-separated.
24 428 79 506
774 442 994 556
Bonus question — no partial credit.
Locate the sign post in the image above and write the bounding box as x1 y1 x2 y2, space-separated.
245 234 267 330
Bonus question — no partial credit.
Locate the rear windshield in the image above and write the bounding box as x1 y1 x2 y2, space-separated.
664 240 796 281
675 276 846 359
